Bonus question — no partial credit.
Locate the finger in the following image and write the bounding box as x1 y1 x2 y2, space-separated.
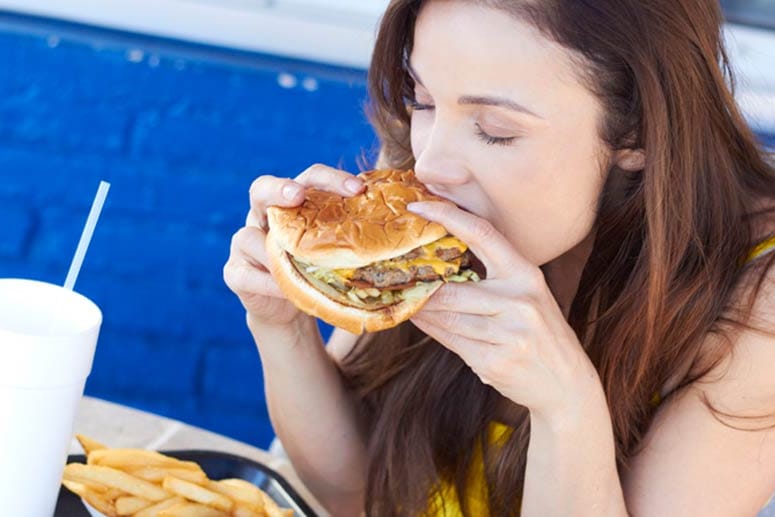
249 176 307 221
410 315 494 369
245 209 264 230
421 282 502 315
412 311 522 346
295 163 365 196
422 284 548 333
407 201 536 281
230 226 269 268
223 261 285 298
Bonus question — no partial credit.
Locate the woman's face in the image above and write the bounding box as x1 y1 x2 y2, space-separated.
409 0 610 266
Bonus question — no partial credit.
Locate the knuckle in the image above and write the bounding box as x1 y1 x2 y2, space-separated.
435 285 460 307
513 298 542 325
230 227 249 249
245 209 263 228
222 262 240 290
248 178 261 196
522 267 547 293
248 175 275 197
229 232 241 253
437 310 461 328
256 270 277 296
435 203 455 220
297 163 330 181
472 219 497 240
249 175 295 210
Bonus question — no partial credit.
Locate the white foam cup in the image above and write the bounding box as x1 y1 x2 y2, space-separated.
0 279 102 517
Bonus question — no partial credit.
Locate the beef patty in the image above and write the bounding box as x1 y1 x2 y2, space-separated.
350 248 472 289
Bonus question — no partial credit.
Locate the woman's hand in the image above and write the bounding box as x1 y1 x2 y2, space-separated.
407 201 602 424
223 164 365 329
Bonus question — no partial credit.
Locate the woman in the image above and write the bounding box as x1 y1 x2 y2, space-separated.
224 0 775 515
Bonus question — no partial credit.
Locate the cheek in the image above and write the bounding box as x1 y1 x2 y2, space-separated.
487 153 605 264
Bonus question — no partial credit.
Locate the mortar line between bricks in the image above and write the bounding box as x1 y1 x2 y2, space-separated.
192 345 208 402
20 208 40 260
120 111 140 159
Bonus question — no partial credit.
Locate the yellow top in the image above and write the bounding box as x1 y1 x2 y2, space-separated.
426 234 775 516
743 234 775 265
425 422 513 516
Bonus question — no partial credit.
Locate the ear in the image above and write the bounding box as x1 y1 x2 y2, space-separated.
612 148 645 171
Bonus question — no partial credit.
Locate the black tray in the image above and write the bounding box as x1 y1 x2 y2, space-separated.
55 449 318 516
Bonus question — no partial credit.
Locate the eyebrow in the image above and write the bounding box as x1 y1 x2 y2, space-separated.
406 62 543 120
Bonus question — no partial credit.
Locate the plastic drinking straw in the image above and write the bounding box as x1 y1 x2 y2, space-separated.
63 181 111 291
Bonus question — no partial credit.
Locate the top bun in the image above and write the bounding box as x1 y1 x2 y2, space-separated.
267 169 451 269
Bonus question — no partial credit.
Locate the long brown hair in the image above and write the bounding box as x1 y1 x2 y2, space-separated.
342 1 775 515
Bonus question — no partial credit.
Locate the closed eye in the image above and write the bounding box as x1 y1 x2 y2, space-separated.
475 124 517 146
407 98 434 111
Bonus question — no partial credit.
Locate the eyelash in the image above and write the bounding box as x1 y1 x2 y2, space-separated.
474 125 517 146
408 99 433 111
408 99 518 147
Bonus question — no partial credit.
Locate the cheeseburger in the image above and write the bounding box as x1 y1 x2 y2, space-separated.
265 169 480 334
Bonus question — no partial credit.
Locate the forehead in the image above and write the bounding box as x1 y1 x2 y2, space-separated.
410 1 592 118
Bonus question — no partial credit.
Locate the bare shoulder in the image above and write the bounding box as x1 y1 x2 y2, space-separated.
326 327 361 364
622 264 775 516
702 259 775 409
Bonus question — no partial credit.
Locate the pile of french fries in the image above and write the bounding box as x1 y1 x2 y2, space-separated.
61 435 293 517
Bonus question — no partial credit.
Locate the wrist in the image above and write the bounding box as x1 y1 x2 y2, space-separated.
246 312 321 349
530 372 609 436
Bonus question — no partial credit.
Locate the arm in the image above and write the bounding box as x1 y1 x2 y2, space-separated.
621 274 775 517
403 199 775 515
223 166 371 516
522 377 627 517
522 271 775 517
523 343 775 517
250 316 367 516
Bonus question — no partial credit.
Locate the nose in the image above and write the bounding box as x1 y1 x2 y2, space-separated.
413 122 469 187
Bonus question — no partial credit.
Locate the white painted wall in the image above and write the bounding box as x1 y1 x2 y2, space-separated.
0 0 390 69
724 23 775 132
0 1 772 129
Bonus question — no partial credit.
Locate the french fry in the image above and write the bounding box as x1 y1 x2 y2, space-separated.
157 502 230 517
64 437 294 517
134 496 185 517
76 434 108 454
258 491 294 517
133 466 209 485
115 495 152 515
104 488 126 500
217 478 292 516
62 478 110 495
233 505 263 517
64 463 170 501
80 489 119 517
207 479 264 511
89 449 203 472
162 476 233 513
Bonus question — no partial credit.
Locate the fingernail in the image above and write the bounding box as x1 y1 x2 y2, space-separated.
282 183 302 200
407 202 428 214
345 178 363 194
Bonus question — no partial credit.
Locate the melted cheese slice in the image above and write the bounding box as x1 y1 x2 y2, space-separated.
333 235 468 280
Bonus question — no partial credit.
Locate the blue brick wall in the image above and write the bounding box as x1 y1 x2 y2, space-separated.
3 13 773 452
0 13 376 448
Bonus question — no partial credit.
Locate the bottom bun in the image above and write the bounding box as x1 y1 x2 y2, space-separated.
266 234 442 334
